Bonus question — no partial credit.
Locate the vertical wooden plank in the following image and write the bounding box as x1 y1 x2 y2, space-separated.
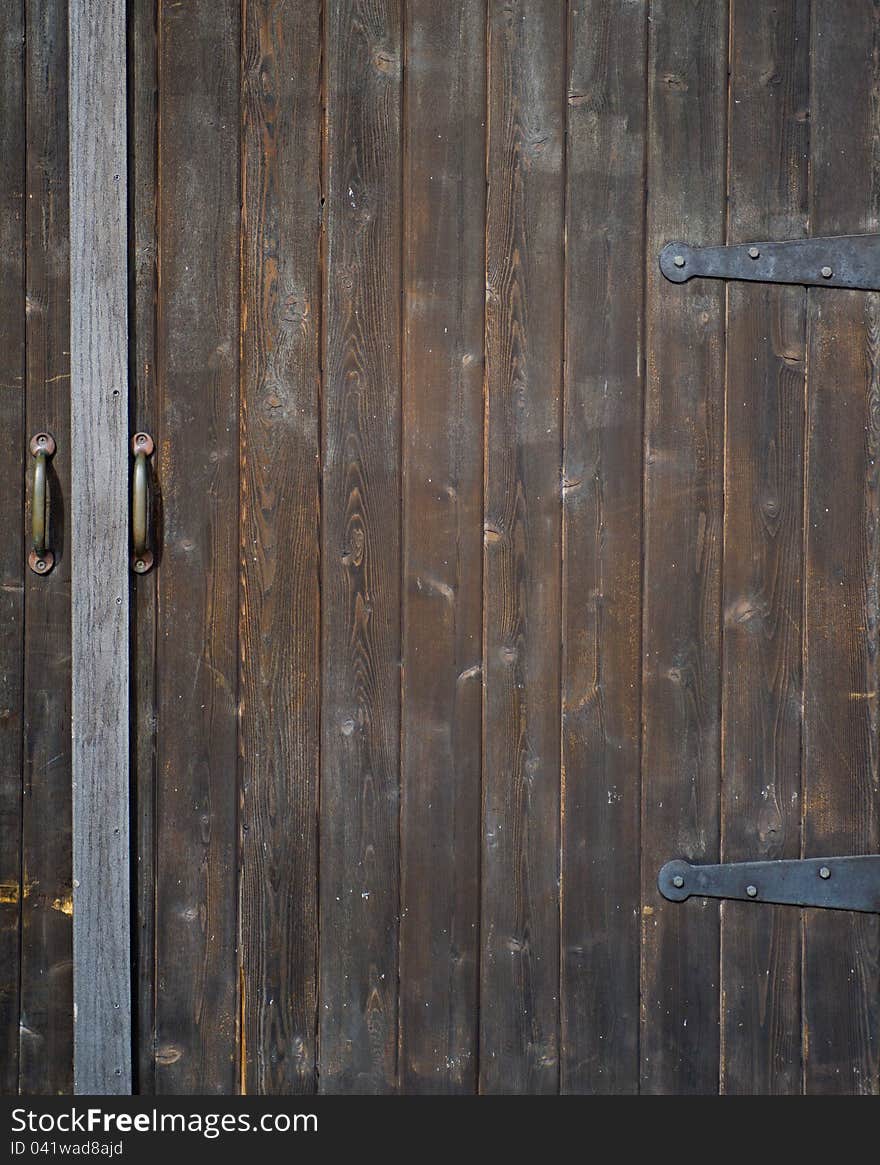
320 0 402 1093
239 0 321 1094
802 0 880 1095
0 0 26 1095
480 0 565 1095
154 0 240 1093
397 0 485 1094
19 0 73 1095
130 0 159 1095
560 0 646 1095
719 0 808 1096
69 0 131 1094
641 0 727 1094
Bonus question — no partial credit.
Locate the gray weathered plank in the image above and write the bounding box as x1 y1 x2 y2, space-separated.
68 0 131 1094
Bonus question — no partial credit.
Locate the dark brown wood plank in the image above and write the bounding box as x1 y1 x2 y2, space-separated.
239 0 321 1095
719 0 809 1096
641 0 727 1094
560 0 646 1095
129 0 159 1096
480 0 565 1095
802 0 880 1095
397 0 485 1094
154 0 241 1093
319 0 402 1093
0 0 26 1096
19 0 73 1095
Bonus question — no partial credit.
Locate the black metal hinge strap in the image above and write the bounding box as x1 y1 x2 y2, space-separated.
659 234 880 290
658 855 880 913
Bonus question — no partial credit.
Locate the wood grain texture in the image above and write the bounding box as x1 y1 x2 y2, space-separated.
239 0 321 1095
480 0 565 1095
154 0 241 1093
560 0 646 1095
641 0 727 1094
19 0 73 1095
129 0 159 1096
0 0 26 1096
319 0 402 1094
802 0 880 1095
10 0 880 1096
719 0 808 1096
69 0 131 1094
398 0 485 1094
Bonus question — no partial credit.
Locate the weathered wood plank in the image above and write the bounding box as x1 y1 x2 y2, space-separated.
129 0 159 1096
69 0 131 1094
641 0 728 1094
719 0 808 1096
154 0 241 1093
239 0 321 1095
0 0 26 1095
398 0 485 1094
560 0 646 1095
319 0 403 1094
480 0 565 1095
802 0 880 1095
19 0 73 1095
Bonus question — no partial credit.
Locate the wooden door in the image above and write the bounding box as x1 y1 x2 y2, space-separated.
1 0 879 1096
2 1 74 1095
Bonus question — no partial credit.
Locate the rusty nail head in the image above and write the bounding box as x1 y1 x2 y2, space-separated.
746 884 758 898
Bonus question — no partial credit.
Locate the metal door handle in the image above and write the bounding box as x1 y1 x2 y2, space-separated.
29 433 56 575
131 432 154 573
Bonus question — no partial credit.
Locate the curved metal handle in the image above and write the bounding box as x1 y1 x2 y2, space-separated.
28 433 55 575
131 432 154 573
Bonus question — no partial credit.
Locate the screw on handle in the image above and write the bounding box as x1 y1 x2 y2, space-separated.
131 433 154 573
28 433 56 575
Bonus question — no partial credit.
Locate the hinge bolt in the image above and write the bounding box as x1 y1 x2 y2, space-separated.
819 866 831 879
672 875 684 889
748 246 760 259
821 266 833 279
746 884 758 898
673 254 686 269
